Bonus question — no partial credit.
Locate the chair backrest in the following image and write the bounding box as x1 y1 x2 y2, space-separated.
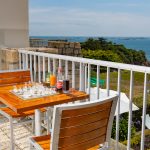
0 70 31 86
50 95 118 150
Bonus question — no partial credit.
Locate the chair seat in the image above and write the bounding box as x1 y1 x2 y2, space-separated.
0 107 46 118
32 135 100 150
33 135 51 150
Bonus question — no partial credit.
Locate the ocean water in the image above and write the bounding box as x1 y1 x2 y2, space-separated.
30 36 150 60
107 37 150 60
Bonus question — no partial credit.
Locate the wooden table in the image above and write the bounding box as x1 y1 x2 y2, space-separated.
0 84 89 135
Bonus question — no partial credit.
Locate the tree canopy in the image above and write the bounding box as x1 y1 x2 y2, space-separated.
81 38 147 65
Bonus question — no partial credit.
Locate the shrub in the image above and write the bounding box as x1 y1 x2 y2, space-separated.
81 49 123 63
122 130 150 149
111 114 136 142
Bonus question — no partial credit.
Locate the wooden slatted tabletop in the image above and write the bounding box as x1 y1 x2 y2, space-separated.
0 84 89 113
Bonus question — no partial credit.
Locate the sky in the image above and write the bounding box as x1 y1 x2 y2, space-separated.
29 0 150 37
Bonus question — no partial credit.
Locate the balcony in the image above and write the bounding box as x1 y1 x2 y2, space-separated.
0 49 150 150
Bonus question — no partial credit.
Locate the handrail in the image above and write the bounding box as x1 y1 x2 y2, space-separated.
18 49 150 73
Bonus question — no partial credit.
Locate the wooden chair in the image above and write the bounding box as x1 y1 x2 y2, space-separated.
0 69 31 87
0 70 31 106
0 70 46 150
29 95 118 150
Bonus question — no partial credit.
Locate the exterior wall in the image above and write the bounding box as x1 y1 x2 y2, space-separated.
0 40 81 70
0 0 29 48
0 48 19 70
48 41 81 56
0 48 59 70
30 40 81 57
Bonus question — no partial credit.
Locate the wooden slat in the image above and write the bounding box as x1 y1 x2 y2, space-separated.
59 118 108 137
62 101 112 118
32 134 102 150
0 70 31 86
60 109 111 127
0 70 30 78
0 107 46 118
0 76 30 86
59 126 106 147
58 135 105 150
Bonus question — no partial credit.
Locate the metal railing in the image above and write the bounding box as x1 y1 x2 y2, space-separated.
18 49 149 150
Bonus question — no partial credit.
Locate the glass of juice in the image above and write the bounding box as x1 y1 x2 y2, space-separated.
50 74 57 87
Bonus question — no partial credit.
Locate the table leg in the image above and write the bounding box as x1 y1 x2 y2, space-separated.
35 109 41 136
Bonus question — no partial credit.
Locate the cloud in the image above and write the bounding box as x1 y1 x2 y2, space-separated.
29 7 150 36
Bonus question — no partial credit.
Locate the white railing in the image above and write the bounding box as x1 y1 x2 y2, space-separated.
18 49 149 150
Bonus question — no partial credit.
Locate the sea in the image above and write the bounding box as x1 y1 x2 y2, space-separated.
30 36 150 60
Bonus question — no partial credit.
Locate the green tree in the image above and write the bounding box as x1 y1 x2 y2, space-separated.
81 38 147 65
81 49 123 63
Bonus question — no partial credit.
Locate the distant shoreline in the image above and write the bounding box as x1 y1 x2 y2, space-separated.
30 36 150 60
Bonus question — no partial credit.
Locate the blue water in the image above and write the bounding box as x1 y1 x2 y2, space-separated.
107 37 150 60
30 36 150 60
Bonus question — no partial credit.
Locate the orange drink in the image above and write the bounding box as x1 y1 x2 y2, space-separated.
50 75 57 87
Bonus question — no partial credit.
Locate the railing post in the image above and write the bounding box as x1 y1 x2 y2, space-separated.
85 64 87 91
96 65 100 99
59 59 62 68
65 60 68 79
30 54 33 82
38 56 41 82
106 67 110 96
43 56 45 82
34 55 37 82
88 64 91 96
53 59 56 75
19 52 22 69
48 57 51 73
116 69 121 150
140 72 148 150
26 54 28 69
72 62 75 88
79 63 85 91
22 54 26 70
127 70 134 150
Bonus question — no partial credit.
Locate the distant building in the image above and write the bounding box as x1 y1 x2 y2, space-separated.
0 0 29 48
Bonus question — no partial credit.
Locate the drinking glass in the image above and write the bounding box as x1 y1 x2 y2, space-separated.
50 74 57 87
63 79 69 93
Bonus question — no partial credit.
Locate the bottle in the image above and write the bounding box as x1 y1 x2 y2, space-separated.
56 67 63 92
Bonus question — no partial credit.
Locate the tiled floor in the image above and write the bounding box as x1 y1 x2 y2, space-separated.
0 115 33 150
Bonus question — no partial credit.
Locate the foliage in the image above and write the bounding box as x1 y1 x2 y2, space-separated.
122 130 150 149
81 38 147 65
81 49 123 63
111 114 136 142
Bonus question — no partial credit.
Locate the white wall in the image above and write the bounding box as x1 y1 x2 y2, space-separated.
0 0 29 48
